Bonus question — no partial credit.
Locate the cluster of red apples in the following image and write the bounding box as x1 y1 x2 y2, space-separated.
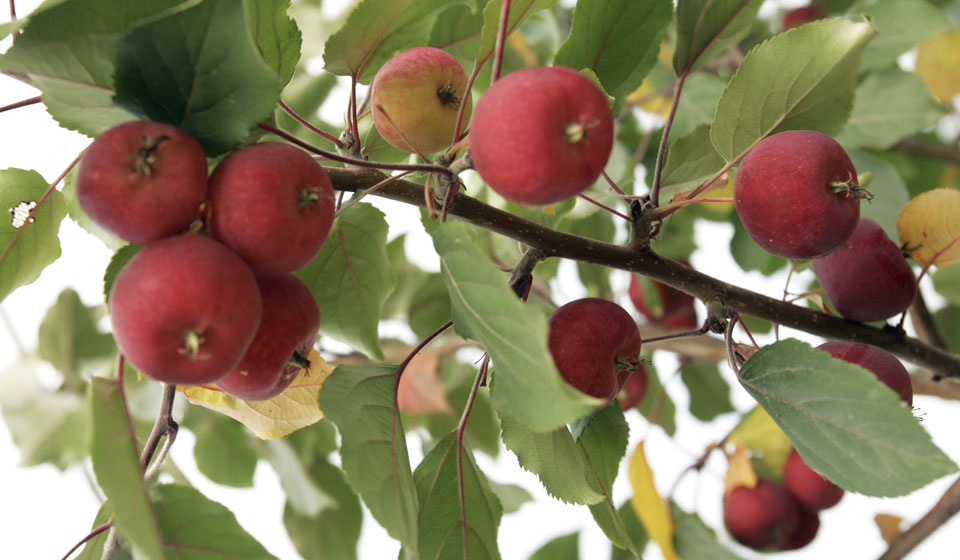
76 121 334 400
735 130 917 323
725 340 913 551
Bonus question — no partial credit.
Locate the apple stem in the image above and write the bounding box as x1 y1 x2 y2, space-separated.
135 134 170 177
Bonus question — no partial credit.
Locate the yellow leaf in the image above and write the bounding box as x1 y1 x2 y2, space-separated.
542 203 557 216
724 444 758 496
728 406 793 477
628 441 682 560
626 78 672 118
875 513 905 544
897 188 960 267
915 28 960 102
181 350 332 440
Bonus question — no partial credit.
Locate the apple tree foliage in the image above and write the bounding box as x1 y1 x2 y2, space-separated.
2 0 960 558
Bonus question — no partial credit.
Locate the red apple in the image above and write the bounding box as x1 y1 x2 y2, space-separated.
628 273 698 330
782 448 844 512
548 298 642 402
781 4 827 29
109 234 262 386
76 120 208 244
617 366 649 411
813 218 917 322
469 66 614 205
371 46 472 154
724 479 801 550
818 341 913 406
209 142 336 274
216 274 320 401
777 507 820 551
734 130 862 259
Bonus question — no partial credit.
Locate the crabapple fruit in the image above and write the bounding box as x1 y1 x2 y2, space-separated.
734 130 863 259
723 479 801 550
628 273 698 330
216 274 320 401
469 66 614 205
777 507 820 551
617 365 649 411
812 218 917 322
782 448 844 512
109 234 262 386
209 142 336 274
781 4 827 29
547 298 642 402
371 47 472 154
818 341 913 406
76 120 208 244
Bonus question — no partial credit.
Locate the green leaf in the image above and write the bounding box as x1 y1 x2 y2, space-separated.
151 484 275 558
0 168 66 303
263 438 336 516
475 0 558 69
88 376 163 560
382 234 427 319
661 124 726 191
408 273 454 340
414 433 502 560
672 506 744 560
934 263 960 306
846 148 911 240
244 0 302 85
710 18 876 163
634 360 676 436
114 0 283 155
730 212 788 276
737 339 958 497
61 167 126 250
190 410 258 487
673 0 764 74
581 406 635 552
680 361 735 422
431 220 601 431
857 0 951 72
323 0 470 83
934 306 960 353
0 0 198 135
497 404 604 505
611 501 649 560
486 479 533 514
297 203 396 360
553 0 672 111
530 532 579 560
837 69 946 150
103 244 143 305
283 459 363 560
428 2 486 62
38 288 114 378
670 73 728 141
0 356 88 469
317 364 419 553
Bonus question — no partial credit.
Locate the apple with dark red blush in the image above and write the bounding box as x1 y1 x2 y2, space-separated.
216 274 320 401
818 341 913 406
781 4 827 29
76 120 208 244
628 272 698 330
782 448 844 512
723 478 801 550
617 365 649 411
548 298 642 402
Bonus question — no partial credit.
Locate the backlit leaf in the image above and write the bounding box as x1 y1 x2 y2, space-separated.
728 405 792 478
738 339 958 496
114 0 283 155
710 18 876 163
38 288 114 378
0 168 66 303
554 0 672 111
661 124 726 191
897 188 960 266
915 28 960 102
297 203 397 360
414 433 502 560
474 0 558 70
431 219 601 432
679 361 735 422
189 410 258 487
182 350 330 440
317 364 419 553
673 0 763 74
628 441 681 560
89 376 163 560
857 0 951 72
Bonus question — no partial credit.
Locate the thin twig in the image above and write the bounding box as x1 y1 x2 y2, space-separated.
61 521 112 560
650 71 688 208
277 99 342 148
0 94 41 114
490 0 511 83
878 475 960 560
139 383 178 472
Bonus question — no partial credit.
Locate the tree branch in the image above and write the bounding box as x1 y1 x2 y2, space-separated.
327 167 960 377
893 138 960 166
878 475 960 560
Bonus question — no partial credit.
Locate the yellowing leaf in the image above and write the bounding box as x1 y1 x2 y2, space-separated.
875 513 905 544
181 350 332 440
396 352 452 414
628 441 681 560
728 405 793 477
626 78 672 118
724 444 758 496
897 188 960 266
701 175 735 215
915 28 960 102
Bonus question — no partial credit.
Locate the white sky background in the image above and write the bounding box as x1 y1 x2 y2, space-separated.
3 0 960 559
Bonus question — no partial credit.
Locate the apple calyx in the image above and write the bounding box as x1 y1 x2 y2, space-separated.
437 82 462 110
134 134 171 177
299 187 323 209
829 176 873 201
179 330 208 361
564 121 586 144
289 350 312 369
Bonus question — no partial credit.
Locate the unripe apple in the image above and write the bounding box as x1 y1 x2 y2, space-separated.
781 4 827 29
371 46 472 154
812 218 917 322
818 341 913 406
469 66 614 205
734 130 862 259
782 448 844 512
76 121 208 244
547 298 642 402
216 274 320 401
109 234 262 386
628 272 698 330
209 142 336 274
724 479 801 550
